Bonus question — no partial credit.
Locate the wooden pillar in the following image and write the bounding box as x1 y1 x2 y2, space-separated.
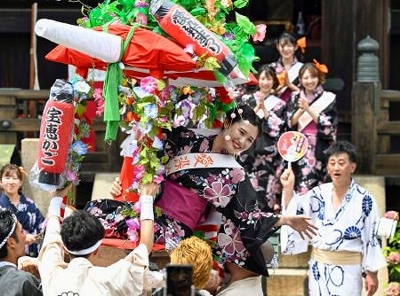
351 83 379 174
321 0 390 115
0 95 18 144
351 37 380 174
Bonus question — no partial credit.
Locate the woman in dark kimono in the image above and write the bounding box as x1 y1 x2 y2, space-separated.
111 105 316 276
286 62 338 195
238 65 288 213
152 105 315 276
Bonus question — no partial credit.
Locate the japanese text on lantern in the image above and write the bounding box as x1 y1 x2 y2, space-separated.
171 9 222 55
40 106 64 166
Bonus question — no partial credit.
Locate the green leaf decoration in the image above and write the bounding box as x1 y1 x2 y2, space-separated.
235 12 256 35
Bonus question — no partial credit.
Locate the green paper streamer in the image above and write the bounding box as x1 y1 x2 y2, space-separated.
103 25 136 142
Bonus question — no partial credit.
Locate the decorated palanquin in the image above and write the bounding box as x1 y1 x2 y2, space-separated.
33 0 266 253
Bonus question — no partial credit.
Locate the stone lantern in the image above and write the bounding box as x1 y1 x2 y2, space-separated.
356 36 380 82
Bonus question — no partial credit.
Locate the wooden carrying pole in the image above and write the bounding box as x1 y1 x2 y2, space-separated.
30 2 40 91
29 2 40 122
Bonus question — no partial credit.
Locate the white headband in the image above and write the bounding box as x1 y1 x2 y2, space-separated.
0 214 18 249
65 239 103 256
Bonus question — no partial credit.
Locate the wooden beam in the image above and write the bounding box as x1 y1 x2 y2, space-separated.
375 154 400 175
377 121 400 135
0 89 49 99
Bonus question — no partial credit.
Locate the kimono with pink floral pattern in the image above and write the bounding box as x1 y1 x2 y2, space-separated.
286 85 338 195
154 126 280 276
238 93 287 212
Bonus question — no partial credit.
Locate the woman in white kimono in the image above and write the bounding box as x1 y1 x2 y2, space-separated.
280 141 386 296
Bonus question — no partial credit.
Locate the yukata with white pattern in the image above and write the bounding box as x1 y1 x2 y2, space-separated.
154 126 281 276
0 193 44 257
281 180 387 295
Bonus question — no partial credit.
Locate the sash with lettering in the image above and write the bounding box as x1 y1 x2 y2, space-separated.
279 62 303 94
298 91 336 132
156 153 242 230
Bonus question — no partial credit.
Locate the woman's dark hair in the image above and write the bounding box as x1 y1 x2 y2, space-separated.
0 209 18 258
0 164 23 181
224 104 261 135
61 210 105 258
325 141 357 163
299 63 326 84
257 64 279 90
275 31 297 47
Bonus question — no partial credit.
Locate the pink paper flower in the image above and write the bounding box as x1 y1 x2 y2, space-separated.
126 218 141 242
252 24 266 42
153 174 164 184
135 12 148 26
140 76 158 94
385 211 400 221
384 282 400 296
387 252 400 265
133 164 146 180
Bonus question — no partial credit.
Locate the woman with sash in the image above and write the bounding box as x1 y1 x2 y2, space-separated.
286 62 338 195
111 105 316 277
269 32 305 103
238 65 287 213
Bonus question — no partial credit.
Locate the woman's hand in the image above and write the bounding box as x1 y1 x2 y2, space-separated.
110 176 122 197
255 99 268 118
298 97 309 111
284 215 318 240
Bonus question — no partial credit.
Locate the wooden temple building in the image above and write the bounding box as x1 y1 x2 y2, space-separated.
1 0 399 207
0 1 399 295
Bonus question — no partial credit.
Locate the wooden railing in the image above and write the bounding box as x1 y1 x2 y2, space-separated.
2 86 400 176
0 89 122 174
352 81 400 176
375 89 400 175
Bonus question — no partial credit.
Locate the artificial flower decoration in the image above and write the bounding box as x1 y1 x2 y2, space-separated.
75 0 258 78
384 282 400 296
252 24 267 43
62 76 98 189
49 0 264 198
383 210 400 291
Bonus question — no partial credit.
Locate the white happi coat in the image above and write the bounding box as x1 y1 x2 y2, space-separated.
281 180 387 296
38 216 149 296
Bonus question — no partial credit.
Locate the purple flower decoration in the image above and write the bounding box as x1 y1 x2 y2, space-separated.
222 32 234 41
144 103 158 118
133 86 152 99
71 140 88 156
135 0 148 8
